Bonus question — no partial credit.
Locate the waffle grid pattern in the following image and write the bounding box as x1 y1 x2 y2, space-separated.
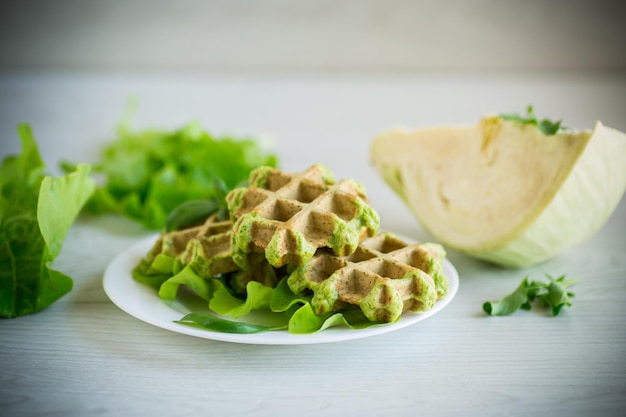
287 232 448 322
227 165 380 268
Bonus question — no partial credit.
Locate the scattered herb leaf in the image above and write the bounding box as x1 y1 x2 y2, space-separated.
483 274 577 317
483 278 535 316
537 274 577 316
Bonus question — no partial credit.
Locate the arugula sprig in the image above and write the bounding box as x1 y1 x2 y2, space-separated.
499 105 564 136
483 274 577 317
176 313 288 334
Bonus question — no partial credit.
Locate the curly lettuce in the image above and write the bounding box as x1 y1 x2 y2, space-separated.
64 120 277 230
148 264 385 334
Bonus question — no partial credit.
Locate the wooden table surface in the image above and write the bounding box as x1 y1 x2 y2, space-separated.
1 72 625 417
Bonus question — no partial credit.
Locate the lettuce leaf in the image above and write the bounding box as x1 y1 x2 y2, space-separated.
287 303 384 334
143 263 388 334
209 280 274 319
0 124 95 318
157 265 213 302
131 253 175 290
67 121 278 230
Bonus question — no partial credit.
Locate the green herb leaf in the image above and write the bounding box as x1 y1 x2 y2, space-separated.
537 274 578 316
499 105 564 136
176 312 287 334
483 278 535 316
165 199 221 232
537 118 563 136
0 124 94 318
483 274 576 317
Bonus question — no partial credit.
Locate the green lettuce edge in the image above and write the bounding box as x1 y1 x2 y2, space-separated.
137 261 388 334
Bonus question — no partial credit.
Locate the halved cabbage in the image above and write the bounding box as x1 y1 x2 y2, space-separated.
370 115 626 267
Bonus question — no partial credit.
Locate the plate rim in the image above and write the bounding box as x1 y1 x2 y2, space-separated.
103 233 459 345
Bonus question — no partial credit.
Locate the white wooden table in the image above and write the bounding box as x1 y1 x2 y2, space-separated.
1 72 625 417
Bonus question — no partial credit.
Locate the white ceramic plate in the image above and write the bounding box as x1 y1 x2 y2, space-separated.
103 234 459 345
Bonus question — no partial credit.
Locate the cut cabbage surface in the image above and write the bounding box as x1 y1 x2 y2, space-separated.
370 115 626 267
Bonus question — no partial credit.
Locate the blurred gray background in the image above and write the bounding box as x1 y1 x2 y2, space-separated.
1 0 625 177
1 0 625 73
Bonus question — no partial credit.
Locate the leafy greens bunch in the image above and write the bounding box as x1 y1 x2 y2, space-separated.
65 121 278 230
483 274 577 317
0 125 95 318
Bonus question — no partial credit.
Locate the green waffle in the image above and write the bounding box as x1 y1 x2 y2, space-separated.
143 214 280 288
287 232 448 322
226 164 380 268
141 214 238 278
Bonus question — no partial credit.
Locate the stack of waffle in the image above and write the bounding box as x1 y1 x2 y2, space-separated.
138 164 449 322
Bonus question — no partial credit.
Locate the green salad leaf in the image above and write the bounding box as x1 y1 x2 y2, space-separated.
499 105 564 135
158 265 212 302
286 303 384 334
0 124 95 318
131 253 175 290
136 259 388 334
176 313 287 334
209 279 274 319
483 274 577 317
64 119 277 230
